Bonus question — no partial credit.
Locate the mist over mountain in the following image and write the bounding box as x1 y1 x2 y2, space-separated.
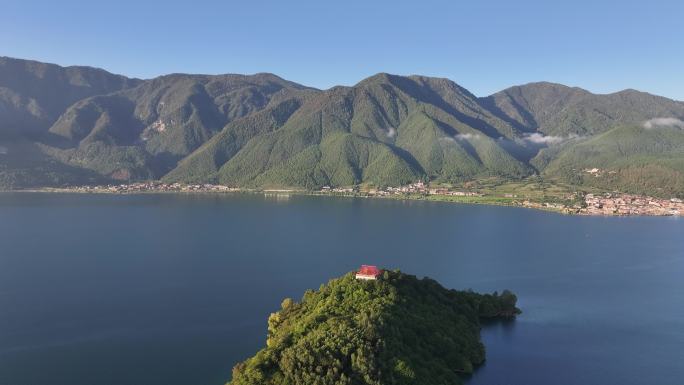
2 57 684 196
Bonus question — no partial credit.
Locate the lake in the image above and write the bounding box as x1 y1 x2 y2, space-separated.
0 193 683 385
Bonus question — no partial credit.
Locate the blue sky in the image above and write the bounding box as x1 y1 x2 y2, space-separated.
2 0 683 99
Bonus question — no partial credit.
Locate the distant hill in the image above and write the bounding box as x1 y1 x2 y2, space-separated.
45 72 310 180
228 270 519 385
2 56 684 196
482 82 684 136
0 56 141 138
539 123 684 197
0 57 142 187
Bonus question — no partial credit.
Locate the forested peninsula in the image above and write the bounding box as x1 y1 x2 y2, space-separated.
228 270 520 385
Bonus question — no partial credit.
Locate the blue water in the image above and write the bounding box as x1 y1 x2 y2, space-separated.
0 193 682 385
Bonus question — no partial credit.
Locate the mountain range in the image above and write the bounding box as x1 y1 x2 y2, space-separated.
2 56 684 197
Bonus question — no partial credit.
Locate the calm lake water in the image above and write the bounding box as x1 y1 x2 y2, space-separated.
0 193 683 385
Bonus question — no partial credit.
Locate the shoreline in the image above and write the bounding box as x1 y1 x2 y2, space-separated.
2 183 682 217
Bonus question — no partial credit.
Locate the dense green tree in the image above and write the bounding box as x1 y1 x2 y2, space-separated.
228 270 520 385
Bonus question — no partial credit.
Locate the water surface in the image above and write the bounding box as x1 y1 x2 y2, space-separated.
0 193 682 385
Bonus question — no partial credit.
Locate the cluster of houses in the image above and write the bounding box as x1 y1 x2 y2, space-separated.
70 182 239 194
322 181 483 198
582 193 684 216
427 189 483 197
320 186 356 194
376 181 429 195
371 181 484 197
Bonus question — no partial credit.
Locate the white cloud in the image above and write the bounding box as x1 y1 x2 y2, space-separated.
643 117 684 129
520 133 580 145
454 133 481 141
442 132 578 147
439 133 481 144
386 127 397 138
522 133 565 144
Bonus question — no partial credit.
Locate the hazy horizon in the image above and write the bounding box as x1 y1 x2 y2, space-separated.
4 54 683 102
2 0 683 100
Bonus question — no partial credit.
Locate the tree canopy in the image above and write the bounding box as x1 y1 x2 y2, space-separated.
228 270 520 385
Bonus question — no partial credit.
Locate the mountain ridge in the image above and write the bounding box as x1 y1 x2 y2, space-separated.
0 56 142 138
2 56 684 196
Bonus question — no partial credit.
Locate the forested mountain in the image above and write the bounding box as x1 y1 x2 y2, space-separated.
164 74 532 188
45 72 309 180
0 57 142 187
2 56 684 195
482 82 684 136
538 124 684 197
0 57 309 187
0 56 141 138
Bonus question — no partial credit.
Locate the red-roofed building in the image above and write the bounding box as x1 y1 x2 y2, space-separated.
355 265 382 280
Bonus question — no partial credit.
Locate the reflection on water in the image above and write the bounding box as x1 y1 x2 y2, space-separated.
481 316 517 333
0 193 683 385
263 192 291 202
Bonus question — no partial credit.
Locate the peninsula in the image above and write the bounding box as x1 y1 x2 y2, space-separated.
227 268 520 385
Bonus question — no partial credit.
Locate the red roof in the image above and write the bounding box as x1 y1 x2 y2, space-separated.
357 265 381 276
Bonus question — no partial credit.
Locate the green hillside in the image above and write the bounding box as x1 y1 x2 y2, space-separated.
166 73 532 188
541 124 684 197
2 56 684 195
0 140 107 189
482 82 684 136
0 56 140 138
45 73 309 180
229 270 519 385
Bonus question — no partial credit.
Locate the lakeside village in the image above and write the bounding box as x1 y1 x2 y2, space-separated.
582 193 683 216
321 180 484 197
69 182 240 193
50 181 684 217
323 181 684 216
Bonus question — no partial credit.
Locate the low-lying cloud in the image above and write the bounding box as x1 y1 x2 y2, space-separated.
643 117 684 129
0 146 7 155
441 132 579 148
521 133 567 145
439 133 481 144
454 133 481 141
386 127 397 138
